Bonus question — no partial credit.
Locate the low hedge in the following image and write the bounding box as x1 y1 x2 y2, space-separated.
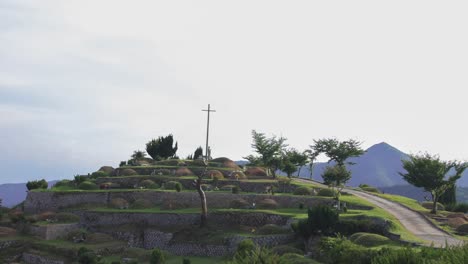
317 188 335 197
78 181 98 190
293 186 312 196
349 232 390 247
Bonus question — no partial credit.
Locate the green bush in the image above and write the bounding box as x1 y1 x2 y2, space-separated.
446 203 468 213
54 180 74 188
349 232 390 247
175 182 182 192
232 186 240 194
78 247 98 264
228 246 280 264
74 175 88 184
317 188 335 197
292 205 338 238
182 259 191 264
257 224 288 235
78 181 98 190
26 179 48 190
293 186 312 195
140 179 159 189
150 248 165 264
335 219 387 236
257 199 278 209
319 236 374 264
236 239 256 258
230 198 250 209
164 181 181 190
271 245 303 256
90 171 109 179
361 186 381 193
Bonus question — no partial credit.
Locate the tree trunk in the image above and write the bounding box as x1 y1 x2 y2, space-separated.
432 194 438 214
297 166 302 177
194 177 207 227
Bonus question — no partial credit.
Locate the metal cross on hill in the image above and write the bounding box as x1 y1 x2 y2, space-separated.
202 104 216 160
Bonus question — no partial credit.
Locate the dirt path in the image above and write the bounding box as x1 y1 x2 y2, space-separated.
294 178 463 247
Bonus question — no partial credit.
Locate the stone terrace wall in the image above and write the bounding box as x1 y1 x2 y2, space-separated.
76 211 290 228
24 191 349 214
29 223 79 240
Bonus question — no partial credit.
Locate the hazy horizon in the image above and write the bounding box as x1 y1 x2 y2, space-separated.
1 1 467 184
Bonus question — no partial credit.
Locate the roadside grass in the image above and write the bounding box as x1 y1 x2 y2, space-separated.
372 193 428 213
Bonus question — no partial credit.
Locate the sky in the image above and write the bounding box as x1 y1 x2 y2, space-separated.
1 0 467 184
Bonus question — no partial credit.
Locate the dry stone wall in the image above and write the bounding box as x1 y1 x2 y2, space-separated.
25 190 352 214
22 253 64 264
29 223 79 240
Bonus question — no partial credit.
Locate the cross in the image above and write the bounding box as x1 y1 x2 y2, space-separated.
202 104 216 160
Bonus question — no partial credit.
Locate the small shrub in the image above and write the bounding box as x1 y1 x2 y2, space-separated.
335 219 387 236
361 186 381 193
232 186 240 194
257 224 288 235
110 198 129 209
140 179 159 189
74 175 88 184
150 249 165 264
79 181 98 190
55 212 79 223
131 199 153 209
90 171 109 179
299 203 304 210
26 179 48 190
319 237 374 264
164 181 181 190
453 203 468 213
175 168 193 176
53 180 74 188
182 258 191 264
119 161 127 167
78 247 98 264
257 199 278 209
175 182 182 192
294 186 312 196
317 188 335 197
421 202 445 211
121 168 138 176
230 198 250 209
271 245 303 256
236 239 255 258
349 232 390 247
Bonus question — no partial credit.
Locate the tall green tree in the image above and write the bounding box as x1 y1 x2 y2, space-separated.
311 138 365 209
131 150 147 159
400 153 467 214
193 146 203 160
244 130 287 177
145 134 178 160
287 148 309 177
439 185 457 206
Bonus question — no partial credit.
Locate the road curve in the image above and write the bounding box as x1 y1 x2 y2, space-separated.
294 178 463 247
344 189 462 247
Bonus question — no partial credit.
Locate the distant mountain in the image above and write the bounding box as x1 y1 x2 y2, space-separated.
0 180 57 208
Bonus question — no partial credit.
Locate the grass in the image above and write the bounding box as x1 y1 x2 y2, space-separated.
372 193 428 213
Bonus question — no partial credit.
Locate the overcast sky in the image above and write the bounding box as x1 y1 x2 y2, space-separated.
1 1 467 184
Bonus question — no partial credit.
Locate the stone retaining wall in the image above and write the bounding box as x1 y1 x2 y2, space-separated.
25 191 357 214
76 211 290 228
22 253 64 264
29 223 79 240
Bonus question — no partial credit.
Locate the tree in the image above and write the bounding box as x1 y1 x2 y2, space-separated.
193 160 208 227
322 165 351 206
292 205 339 249
244 130 287 177
145 135 178 160
306 149 320 181
311 138 365 166
280 157 297 178
131 150 147 159
193 146 203 160
439 185 456 206
400 153 467 214
26 179 48 191
288 149 308 177
311 138 364 210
